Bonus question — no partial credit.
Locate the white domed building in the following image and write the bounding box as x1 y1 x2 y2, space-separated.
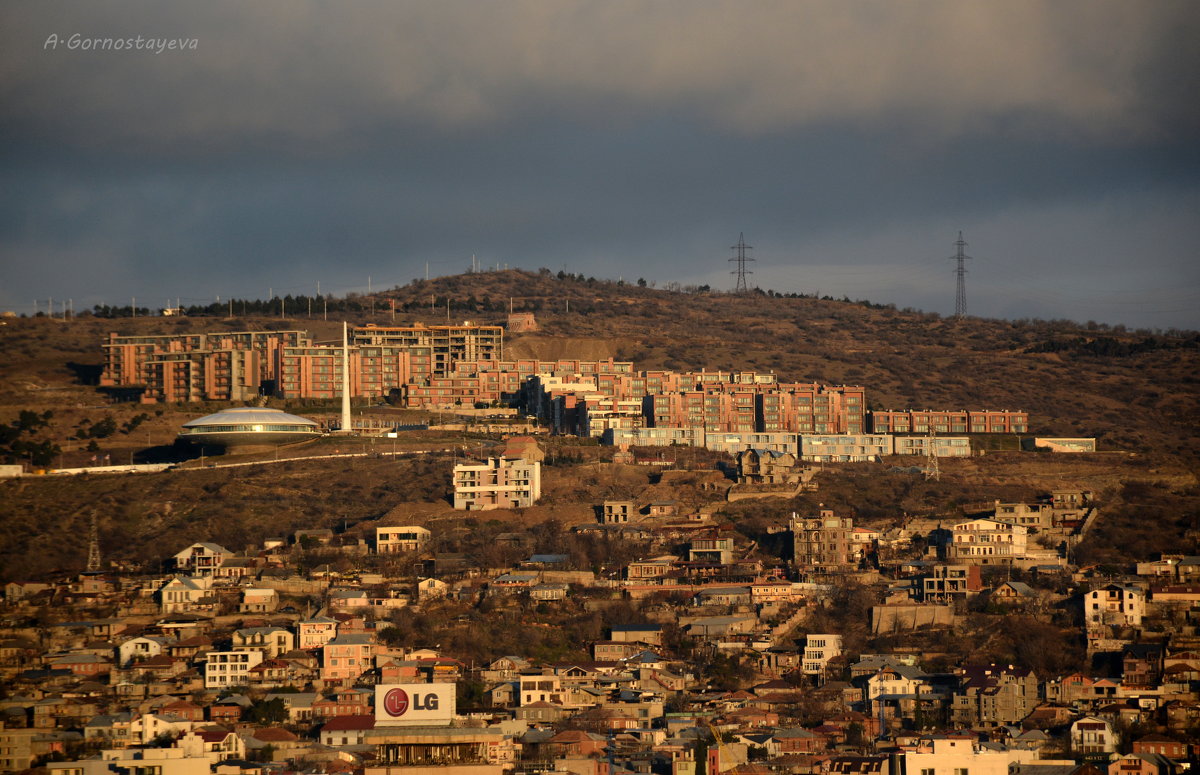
177 407 322 449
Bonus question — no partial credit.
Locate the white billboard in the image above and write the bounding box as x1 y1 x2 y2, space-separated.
374 683 456 726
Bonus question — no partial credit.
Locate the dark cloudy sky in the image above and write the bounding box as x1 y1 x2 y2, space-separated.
3 1 1198 329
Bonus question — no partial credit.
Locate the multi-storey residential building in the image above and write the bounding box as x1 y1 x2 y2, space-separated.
321 634 374 684
645 389 759 433
791 509 855 571
452 458 541 510
173 543 231 576
949 518 1028 565
902 736 1038 775
204 650 264 689
231 627 294 659
758 383 866 434
688 532 735 565
707 431 799 456
1070 716 1118 756
992 501 1054 531
277 343 424 401
892 436 972 457
803 634 843 679
298 615 340 650
921 564 982 604
1085 584 1146 627
602 426 708 448
576 396 646 437
351 323 503 376
869 409 1029 434
800 434 894 462
952 665 1038 726
375 526 431 554
101 330 308 403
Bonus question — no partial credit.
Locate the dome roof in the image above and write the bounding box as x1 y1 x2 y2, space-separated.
182 407 319 429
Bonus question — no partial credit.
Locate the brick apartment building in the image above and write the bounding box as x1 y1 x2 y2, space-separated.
870 409 1029 434
101 330 308 402
100 324 504 404
351 322 503 373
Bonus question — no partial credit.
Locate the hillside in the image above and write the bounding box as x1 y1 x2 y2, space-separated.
0 269 1197 580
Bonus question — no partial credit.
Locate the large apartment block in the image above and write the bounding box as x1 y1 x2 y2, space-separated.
100 324 504 403
101 330 308 403
870 409 1029 434
351 323 503 376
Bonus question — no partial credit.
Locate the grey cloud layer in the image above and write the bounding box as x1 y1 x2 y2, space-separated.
4 0 1197 151
1 1 1197 329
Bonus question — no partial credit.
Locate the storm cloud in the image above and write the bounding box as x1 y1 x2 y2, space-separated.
2 1 1198 327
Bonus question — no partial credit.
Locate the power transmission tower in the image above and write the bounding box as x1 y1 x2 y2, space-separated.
729 233 754 292
949 231 971 318
87 513 101 572
923 429 940 482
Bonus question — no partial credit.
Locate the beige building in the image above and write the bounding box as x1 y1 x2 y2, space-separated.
1085 584 1146 627
452 458 541 510
902 735 1040 775
799 434 893 462
950 518 1028 565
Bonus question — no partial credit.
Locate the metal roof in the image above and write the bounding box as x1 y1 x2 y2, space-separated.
181 407 319 428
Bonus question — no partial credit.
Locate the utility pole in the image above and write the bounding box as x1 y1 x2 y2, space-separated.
729 233 754 292
949 231 971 319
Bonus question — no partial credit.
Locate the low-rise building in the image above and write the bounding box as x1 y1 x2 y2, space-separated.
375 526 431 554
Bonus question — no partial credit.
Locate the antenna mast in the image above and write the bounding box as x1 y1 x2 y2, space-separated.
949 231 971 318
729 233 754 293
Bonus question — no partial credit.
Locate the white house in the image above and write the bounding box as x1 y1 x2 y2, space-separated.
204 650 264 689
803 634 842 678
117 636 173 667
172 542 231 576
375 526 431 554
1070 716 1118 755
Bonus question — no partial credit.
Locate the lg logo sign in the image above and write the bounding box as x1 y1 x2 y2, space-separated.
383 688 440 717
